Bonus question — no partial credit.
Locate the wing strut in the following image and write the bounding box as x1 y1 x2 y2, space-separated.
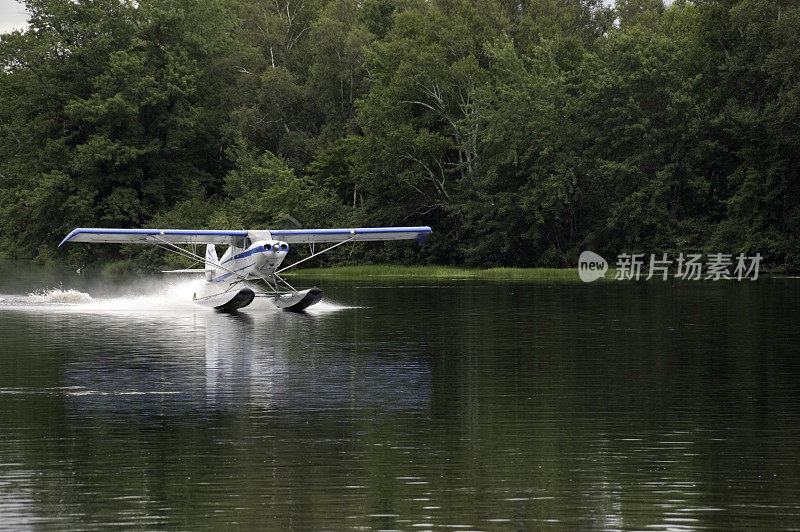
150 236 248 283
275 237 355 274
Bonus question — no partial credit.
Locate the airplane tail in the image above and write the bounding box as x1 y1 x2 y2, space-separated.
205 244 218 281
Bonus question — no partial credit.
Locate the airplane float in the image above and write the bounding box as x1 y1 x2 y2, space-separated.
59 226 432 312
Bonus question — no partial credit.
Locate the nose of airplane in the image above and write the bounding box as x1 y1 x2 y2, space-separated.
261 241 288 253
255 241 288 271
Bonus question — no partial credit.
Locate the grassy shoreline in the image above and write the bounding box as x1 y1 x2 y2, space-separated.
283 265 796 282
284 265 585 281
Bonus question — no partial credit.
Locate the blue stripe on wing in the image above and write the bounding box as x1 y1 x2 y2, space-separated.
59 228 249 246
269 226 432 244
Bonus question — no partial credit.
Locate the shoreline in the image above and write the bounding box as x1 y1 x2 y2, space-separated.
284 265 586 281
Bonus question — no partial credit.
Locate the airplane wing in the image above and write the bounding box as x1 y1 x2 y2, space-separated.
59 228 248 246
269 226 432 245
59 226 432 247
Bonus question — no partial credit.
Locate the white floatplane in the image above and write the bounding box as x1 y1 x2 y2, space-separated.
59 226 432 311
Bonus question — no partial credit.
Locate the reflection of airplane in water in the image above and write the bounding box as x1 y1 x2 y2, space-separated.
203 310 273 409
61 310 431 415
203 310 432 412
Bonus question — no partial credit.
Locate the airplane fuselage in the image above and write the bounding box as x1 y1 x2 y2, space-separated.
209 239 289 283
194 239 290 308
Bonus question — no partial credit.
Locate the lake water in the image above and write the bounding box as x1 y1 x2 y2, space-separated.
1 262 799 529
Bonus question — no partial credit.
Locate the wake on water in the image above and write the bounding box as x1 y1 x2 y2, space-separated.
0 277 356 314
1 278 204 313
28 288 94 304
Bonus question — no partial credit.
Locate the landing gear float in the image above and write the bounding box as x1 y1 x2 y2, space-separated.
59 226 432 312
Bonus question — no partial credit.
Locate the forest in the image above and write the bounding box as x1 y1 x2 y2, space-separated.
0 0 798 271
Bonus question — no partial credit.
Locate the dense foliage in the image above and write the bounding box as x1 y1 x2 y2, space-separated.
1 0 797 270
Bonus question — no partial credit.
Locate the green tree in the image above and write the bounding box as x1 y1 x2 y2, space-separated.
0 0 234 262
697 0 800 270
222 139 314 228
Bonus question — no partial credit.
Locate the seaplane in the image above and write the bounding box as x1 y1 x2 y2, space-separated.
59 226 432 311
